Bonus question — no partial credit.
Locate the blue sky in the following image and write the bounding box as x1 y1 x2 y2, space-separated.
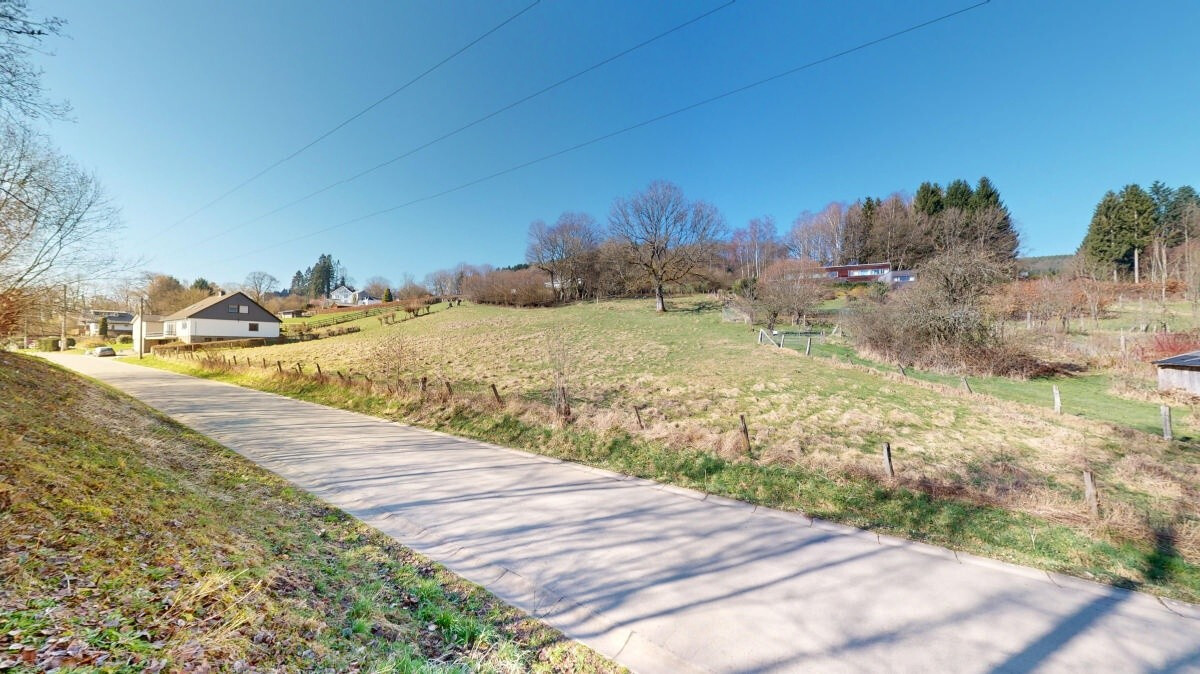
31 0 1200 289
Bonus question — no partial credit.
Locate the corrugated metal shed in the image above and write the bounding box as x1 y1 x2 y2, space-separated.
1154 350 1200 394
1153 351 1200 368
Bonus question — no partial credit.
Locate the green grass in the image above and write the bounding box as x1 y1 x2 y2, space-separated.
0 352 616 672
130 349 1200 603
780 337 1191 438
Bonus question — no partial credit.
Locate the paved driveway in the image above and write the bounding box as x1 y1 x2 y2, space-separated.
41 353 1200 673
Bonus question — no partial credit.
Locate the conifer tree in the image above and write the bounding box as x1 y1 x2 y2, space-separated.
944 179 973 210
913 182 944 216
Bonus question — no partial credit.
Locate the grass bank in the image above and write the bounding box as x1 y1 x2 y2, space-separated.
131 354 1200 603
0 352 616 672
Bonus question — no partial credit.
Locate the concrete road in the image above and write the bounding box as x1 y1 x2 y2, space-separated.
39 353 1200 673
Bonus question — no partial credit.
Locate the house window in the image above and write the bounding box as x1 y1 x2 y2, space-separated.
227 304 237 313
249 323 259 332
164 322 176 336
849 268 882 277
239 305 249 314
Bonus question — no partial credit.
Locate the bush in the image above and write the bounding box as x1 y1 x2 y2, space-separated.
117 335 132 344
80 338 106 349
35 337 73 351
848 246 1037 376
463 269 555 307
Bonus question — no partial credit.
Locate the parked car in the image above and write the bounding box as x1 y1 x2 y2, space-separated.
91 346 116 357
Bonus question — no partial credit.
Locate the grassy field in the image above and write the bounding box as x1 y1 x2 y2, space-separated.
131 296 1200 601
0 352 616 672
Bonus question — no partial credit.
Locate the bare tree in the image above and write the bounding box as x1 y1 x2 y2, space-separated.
608 180 725 312
0 1 69 124
0 125 120 298
787 204 846 265
526 212 599 301
243 271 278 303
362 275 391 300
756 259 828 330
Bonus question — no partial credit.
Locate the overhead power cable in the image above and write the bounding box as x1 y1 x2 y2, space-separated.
215 0 991 265
159 0 542 232
177 0 736 251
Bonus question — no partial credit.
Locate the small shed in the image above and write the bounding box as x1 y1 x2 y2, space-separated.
1153 351 1200 395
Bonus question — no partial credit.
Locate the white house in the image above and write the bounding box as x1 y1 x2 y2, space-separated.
329 285 356 305
155 291 281 346
81 309 134 336
329 285 380 306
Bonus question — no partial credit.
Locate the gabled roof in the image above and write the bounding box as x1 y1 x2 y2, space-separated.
1153 350 1200 368
164 291 279 321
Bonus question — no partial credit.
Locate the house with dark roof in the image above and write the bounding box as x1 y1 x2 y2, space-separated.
1153 350 1200 395
155 291 281 345
81 309 134 336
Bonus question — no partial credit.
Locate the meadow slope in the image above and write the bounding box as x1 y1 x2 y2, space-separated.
206 298 1199 567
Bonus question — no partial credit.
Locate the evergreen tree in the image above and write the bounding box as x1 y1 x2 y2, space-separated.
191 278 213 293
944 179 973 210
1081 190 1130 271
289 270 307 296
98 316 108 338
913 182 944 216
968 176 1003 211
383 287 393 302
1117 184 1157 255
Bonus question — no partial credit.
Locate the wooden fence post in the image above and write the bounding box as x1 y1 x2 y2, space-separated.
419 376 427 394
491 383 502 405
1120 333 1127 355
805 337 812 356
1161 405 1173 441
231 355 237 366
276 360 282 373
960 376 972 394
1053 385 1062 414
444 380 453 397
1083 469 1100 519
315 362 322 376
739 414 751 453
262 357 267 368
897 364 906 377
882 442 895 478
634 406 644 430
296 363 303 374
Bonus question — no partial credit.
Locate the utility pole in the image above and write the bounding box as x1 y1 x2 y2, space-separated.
138 297 144 359
60 284 67 352
1134 248 1140 285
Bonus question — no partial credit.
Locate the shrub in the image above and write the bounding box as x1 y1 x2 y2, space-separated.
848 246 1036 375
117 335 132 344
463 269 555 307
35 337 73 351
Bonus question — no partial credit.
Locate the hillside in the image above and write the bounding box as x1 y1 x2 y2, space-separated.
138 297 1200 600
0 352 614 672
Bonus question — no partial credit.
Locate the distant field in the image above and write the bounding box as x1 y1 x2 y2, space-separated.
189 297 1200 569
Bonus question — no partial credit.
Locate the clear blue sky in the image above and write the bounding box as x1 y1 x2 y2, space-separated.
31 0 1200 289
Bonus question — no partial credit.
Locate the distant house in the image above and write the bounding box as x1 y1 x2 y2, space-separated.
329 285 357 305
279 309 307 319
81 309 134 336
880 269 917 286
820 262 892 282
148 291 281 347
1153 351 1200 395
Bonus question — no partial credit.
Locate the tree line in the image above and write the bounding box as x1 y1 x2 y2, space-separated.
420 176 1019 313
1079 181 1200 286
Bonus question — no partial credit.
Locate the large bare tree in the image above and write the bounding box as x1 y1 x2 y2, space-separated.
526 212 599 301
243 271 278 303
609 181 725 312
0 125 119 298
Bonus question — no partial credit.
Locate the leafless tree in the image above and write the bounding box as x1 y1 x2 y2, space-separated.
0 125 121 298
608 180 725 312
787 204 846 265
730 216 782 280
756 259 828 330
0 1 69 124
243 271 278 303
363 275 391 300
526 212 599 301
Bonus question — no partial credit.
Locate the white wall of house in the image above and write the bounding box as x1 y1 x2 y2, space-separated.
132 317 164 354
178 317 280 343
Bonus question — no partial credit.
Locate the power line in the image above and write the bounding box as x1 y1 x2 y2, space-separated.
216 0 992 266
177 0 736 251
159 0 542 233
